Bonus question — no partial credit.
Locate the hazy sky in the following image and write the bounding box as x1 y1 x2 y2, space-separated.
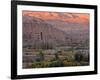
22 11 90 25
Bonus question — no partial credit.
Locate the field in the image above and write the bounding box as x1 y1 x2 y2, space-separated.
23 46 89 68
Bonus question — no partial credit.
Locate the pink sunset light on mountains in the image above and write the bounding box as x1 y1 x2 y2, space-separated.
22 11 89 25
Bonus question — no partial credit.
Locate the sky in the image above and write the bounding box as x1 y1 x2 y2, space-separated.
22 10 90 25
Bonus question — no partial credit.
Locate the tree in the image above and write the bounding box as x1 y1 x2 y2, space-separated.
74 52 83 62
39 49 44 61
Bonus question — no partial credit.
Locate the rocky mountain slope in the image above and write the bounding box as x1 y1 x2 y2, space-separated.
23 14 89 49
23 16 67 49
